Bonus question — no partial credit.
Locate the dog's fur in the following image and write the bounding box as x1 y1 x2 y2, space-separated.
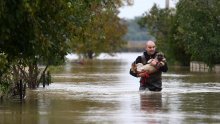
131 52 166 74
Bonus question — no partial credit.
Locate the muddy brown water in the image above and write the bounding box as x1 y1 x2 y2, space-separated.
1 53 220 124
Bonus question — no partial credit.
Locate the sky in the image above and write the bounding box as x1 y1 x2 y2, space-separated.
118 0 178 19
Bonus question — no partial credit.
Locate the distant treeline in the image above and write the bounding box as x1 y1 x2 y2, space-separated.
123 18 154 42
121 41 145 52
121 18 154 52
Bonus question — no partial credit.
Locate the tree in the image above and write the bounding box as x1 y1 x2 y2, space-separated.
128 0 220 68
0 0 72 90
175 0 220 68
0 0 133 96
69 0 130 59
139 4 191 66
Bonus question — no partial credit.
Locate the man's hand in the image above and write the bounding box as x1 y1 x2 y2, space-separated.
150 59 166 69
150 59 158 66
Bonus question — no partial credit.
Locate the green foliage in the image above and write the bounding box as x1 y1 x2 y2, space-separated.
139 4 171 51
139 4 191 66
69 0 128 59
0 0 35 59
34 0 71 65
0 0 132 92
176 0 220 67
167 12 191 66
0 69 13 94
0 0 70 64
139 1 220 67
0 78 10 94
0 54 9 76
0 0 72 89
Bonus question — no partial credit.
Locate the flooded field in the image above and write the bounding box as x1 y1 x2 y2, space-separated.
1 53 220 124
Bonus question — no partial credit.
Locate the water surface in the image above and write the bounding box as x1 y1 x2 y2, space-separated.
1 53 220 124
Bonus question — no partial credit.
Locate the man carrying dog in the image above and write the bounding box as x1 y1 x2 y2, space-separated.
129 40 168 91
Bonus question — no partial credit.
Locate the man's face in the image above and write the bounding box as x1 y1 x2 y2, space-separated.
145 41 156 55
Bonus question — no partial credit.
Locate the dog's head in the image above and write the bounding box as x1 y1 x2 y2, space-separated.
155 52 165 62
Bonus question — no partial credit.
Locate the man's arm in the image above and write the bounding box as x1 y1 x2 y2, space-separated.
159 62 168 72
149 57 168 72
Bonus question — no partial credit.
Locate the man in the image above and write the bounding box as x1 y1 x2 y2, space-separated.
129 40 168 91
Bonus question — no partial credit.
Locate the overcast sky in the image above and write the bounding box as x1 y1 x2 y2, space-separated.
118 0 177 19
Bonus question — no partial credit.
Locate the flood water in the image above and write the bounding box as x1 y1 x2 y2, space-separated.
1 53 220 124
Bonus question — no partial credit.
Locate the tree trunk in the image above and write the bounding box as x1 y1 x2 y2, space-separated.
27 62 39 89
87 50 94 59
37 65 49 87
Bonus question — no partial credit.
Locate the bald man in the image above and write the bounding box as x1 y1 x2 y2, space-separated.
130 40 168 91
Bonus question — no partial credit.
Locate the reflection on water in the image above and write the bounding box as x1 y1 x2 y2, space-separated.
139 93 162 124
1 53 220 124
140 93 162 113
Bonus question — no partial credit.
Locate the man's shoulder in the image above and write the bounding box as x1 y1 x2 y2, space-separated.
134 54 144 64
135 55 142 61
136 52 145 59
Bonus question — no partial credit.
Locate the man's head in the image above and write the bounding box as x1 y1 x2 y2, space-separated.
145 40 156 55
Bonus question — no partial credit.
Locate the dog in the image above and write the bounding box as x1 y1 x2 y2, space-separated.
131 52 166 74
